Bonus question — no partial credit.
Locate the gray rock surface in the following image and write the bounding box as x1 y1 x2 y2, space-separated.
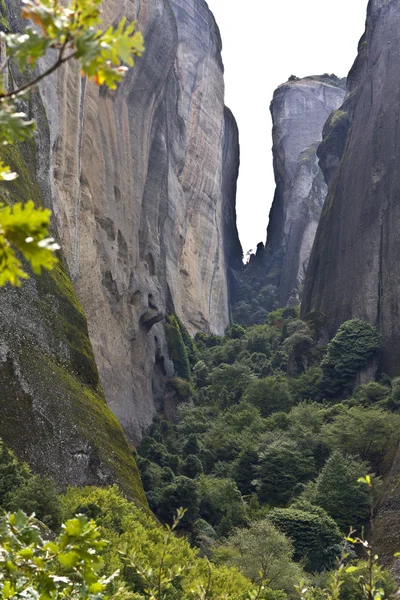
264 76 345 305
301 1 400 378
2 0 240 444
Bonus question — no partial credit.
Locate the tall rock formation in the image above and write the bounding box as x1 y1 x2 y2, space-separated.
1 0 241 466
301 0 400 379
264 75 345 305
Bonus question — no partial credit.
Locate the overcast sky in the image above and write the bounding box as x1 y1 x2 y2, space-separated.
207 0 368 254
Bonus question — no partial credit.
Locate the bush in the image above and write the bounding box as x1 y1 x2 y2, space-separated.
164 314 191 380
0 439 30 506
197 476 247 531
321 319 380 396
269 504 342 572
6 475 62 530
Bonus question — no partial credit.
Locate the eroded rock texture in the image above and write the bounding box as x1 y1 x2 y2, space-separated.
301 0 400 379
265 76 345 305
2 0 240 445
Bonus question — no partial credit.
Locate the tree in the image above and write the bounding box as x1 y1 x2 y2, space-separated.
255 439 315 506
269 504 342 573
197 475 247 532
323 407 400 471
0 438 29 506
181 455 203 479
157 476 200 528
245 376 293 417
215 519 304 598
207 362 255 405
303 452 373 532
321 319 380 396
0 0 144 285
5 474 62 530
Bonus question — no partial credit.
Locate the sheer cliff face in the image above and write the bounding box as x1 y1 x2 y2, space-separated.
31 0 240 443
265 77 345 305
301 0 400 378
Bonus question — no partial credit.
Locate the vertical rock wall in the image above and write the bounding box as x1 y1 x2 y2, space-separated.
264 76 345 305
301 0 400 378
16 0 241 443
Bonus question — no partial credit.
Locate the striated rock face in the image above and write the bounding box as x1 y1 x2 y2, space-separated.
3 0 240 446
301 0 400 379
264 76 345 305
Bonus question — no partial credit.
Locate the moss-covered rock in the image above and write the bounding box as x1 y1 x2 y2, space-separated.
0 142 147 509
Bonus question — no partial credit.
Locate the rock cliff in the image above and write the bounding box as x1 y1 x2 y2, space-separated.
2 0 240 463
264 75 345 305
301 0 400 379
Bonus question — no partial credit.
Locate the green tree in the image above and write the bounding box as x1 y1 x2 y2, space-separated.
323 407 400 470
302 452 373 532
5 474 62 530
255 439 315 506
0 0 144 285
157 476 200 528
321 319 380 396
208 362 254 405
245 376 293 417
197 475 247 532
215 519 304 598
0 438 29 506
269 504 341 573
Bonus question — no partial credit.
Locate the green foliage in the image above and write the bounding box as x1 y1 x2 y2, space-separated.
321 320 380 395
214 519 304 598
0 439 29 506
0 510 113 600
300 452 373 532
5 474 62 530
323 407 400 471
0 201 58 285
245 376 293 417
61 486 259 599
164 315 191 380
255 439 315 506
269 504 342 573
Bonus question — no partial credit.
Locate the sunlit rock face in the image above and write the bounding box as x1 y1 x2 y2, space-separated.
24 0 241 442
264 75 345 305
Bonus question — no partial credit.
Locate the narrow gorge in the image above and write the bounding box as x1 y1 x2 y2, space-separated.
3 0 400 595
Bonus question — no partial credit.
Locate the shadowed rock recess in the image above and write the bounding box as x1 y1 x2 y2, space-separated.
1 0 241 500
264 75 345 306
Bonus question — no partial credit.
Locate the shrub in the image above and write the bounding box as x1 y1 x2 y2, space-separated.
269 504 342 572
5 475 62 530
181 455 204 479
321 319 380 396
0 439 30 506
164 314 191 380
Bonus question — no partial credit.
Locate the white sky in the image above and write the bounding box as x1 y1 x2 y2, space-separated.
207 0 368 254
